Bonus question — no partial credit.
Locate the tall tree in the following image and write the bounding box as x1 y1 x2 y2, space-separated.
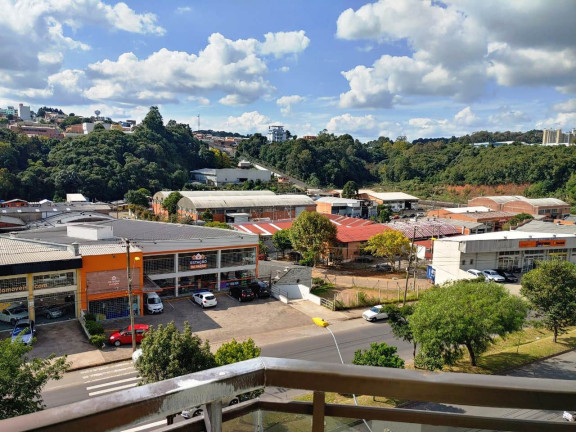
162 191 183 216
135 322 215 384
289 211 337 266
341 180 358 198
385 304 416 359
363 230 410 271
352 342 404 369
125 188 150 207
214 338 261 366
0 338 69 419
410 281 527 367
521 260 576 342
272 230 292 258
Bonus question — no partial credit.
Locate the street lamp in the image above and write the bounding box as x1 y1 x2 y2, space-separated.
312 318 373 432
125 239 140 353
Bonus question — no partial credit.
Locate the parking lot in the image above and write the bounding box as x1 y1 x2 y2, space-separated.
2 294 314 359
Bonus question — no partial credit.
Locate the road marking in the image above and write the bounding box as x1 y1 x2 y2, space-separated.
120 419 167 432
80 361 133 374
82 366 135 379
86 376 140 391
83 371 138 384
88 382 138 396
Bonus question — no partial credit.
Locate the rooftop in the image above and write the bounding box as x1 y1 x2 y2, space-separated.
439 230 576 242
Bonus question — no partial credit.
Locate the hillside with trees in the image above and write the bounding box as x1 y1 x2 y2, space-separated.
0 107 215 201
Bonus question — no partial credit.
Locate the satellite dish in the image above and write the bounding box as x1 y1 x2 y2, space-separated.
95 110 101 117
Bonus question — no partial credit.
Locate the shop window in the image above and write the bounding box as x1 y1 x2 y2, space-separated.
153 278 176 298
179 273 218 295
220 269 255 290
220 248 256 267
0 276 27 295
143 255 175 275
33 272 75 290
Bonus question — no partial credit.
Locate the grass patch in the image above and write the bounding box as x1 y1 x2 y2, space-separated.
296 392 404 408
445 326 576 374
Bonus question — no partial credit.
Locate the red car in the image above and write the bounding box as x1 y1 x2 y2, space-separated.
109 324 149 347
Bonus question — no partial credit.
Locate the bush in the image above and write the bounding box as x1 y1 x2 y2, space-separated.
299 256 314 267
90 334 107 349
85 320 104 336
84 312 96 321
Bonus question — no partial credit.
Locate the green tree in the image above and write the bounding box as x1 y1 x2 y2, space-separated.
341 180 358 198
0 338 69 419
352 342 404 369
201 209 214 222
508 212 533 227
364 231 410 271
272 229 292 257
385 304 416 359
204 221 232 229
521 260 576 342
135 322 216 384
125 188 150 207
410 281 527 367
162 191 183 216
214 338 261 366
375 204 393 223
289 211 337 266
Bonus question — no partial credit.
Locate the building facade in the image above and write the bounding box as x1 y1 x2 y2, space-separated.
468 195 570 219
190 168 271 187
268 125 286 143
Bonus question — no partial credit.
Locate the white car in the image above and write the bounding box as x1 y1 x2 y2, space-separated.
192 291 217 308
482 270 506 283
0 305 29 326
467 269 485 279
362 305 388 322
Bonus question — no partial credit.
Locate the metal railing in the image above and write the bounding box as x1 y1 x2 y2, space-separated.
3 357 576 432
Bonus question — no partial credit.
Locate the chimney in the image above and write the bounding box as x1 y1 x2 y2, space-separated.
70 242 80 256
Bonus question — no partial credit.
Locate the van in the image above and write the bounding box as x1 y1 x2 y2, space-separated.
145 292 163 314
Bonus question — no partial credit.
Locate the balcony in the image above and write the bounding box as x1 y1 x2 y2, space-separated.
2 357 576 432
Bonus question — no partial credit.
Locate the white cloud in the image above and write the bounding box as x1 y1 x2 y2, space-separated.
336 0 576 109
175 6 192 14
277 95 305 115
259 31 310 58
222 111 271 135
454 107 479 126
326 113 379 135
536 112 576 130
554 99 576 113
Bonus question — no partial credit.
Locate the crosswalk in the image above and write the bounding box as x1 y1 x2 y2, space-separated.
80 361 140 397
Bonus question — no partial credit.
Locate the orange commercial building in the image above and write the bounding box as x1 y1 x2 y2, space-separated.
468 195 570 220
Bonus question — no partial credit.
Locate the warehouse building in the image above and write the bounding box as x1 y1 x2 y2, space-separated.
468 196 570 220
430 231 576 285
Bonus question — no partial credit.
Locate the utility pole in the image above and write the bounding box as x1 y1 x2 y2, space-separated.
403 226 416 306
125 238 136 353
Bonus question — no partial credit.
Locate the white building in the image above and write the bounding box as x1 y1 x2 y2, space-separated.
18 104 31 121
268 125 286 143
357 190 419 212
431 231 576 285
190 168 272 186
542 128 576 145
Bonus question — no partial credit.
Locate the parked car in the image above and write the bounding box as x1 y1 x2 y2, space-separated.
0 305 29 325
249 280 271 298
229 286 255 302
495 269 519 283
108 324 149 347
193 291 217 308
355 256 374 263
362 305 388 322
145 292 164 314
11 319 35 345
43 305 64 319
482 269 506 283
467 269 485 279
372 263 393 272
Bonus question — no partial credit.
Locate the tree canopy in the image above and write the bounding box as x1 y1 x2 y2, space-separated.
410 281 527 367
272 229 292 257
341 180 358 198
0 337 69 419
214 338 261 367
135 322 215 384
162 191 183 215
352 342 404 369
363 231 411 270
521 260 576 342
289 211 337 266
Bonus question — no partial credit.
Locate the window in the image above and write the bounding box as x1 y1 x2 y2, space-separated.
178 251 217 271
462 260 466 265
220 248 256 267
144 255 175 275
33 272 75 290
0 277 27 294
470 259 474 265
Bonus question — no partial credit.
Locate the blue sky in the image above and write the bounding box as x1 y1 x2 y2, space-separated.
1 0 575 141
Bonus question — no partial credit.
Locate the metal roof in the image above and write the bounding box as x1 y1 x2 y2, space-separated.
324 214 375 227
444 206 493 213
179 194 314 210
383 220 462 239
358 189 420 201
515 220 576 235
232 220 294 236
434 218 485 229
153 190 275 201
315 197 361 204
441 230 576 242
0 237 76 265
473 196 569 207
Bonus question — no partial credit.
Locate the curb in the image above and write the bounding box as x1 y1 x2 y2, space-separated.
67 355 132 372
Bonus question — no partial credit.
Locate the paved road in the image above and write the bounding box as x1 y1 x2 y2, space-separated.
42 319 408 409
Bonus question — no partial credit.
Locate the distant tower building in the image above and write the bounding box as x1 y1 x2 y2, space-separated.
542 128 576 145
18 103 31 121
268 125 286 143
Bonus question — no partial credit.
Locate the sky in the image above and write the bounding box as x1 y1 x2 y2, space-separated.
1 0 575 142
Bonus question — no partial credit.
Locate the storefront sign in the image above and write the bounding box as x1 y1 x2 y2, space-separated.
189 253 208 269
519 239 566 248
0 285 27 294
107 275 121 289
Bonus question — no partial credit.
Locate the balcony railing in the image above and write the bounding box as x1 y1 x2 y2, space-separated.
2 357 576 432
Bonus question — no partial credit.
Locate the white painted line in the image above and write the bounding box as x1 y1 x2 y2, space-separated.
80 361 133 374
86 376 140 391
84 371 138 384
82 366 134 379
269 223 283 231
120 419 167 432
254 225 272 235
88 382 138 397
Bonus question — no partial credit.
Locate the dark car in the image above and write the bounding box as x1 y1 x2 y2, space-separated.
495 269 519 283
229 286 255 302
249 280 271 298
43 305 64 319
